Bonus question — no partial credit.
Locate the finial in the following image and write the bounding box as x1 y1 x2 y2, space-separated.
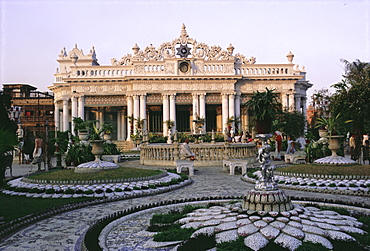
227 43 235 54
132 43 140 54
74 44 78 49
180 23 188 39
286 51 294 63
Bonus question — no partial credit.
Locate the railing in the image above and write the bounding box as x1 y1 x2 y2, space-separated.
140 142 256 166
235 64 299 76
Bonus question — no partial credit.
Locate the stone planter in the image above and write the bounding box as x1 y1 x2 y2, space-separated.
103 133 112 141
328 135 343 157
90 140 104 161
318 129 328 138
78 131 89 142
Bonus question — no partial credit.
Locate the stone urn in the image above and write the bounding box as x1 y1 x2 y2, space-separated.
90 140 104 161
78 131 89 143
103 133 112 141
328 135 343 157
318 129 328 138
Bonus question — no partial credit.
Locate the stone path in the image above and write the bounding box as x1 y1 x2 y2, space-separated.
1 162 370 250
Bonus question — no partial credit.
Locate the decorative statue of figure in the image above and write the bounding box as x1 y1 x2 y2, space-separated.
255 138 278 191
167 129 172 144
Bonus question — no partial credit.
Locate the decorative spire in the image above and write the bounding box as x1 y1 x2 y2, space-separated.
227 43 235 55
180 23 189 40
132 43 140 54
286 51 294 63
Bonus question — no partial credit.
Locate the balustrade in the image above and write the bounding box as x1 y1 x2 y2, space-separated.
140 143 256 166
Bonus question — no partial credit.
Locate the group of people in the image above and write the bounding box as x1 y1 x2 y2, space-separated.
273 131 306 161
349 133 369 164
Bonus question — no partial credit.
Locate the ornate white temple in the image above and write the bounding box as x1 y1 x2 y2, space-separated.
49 24 312 142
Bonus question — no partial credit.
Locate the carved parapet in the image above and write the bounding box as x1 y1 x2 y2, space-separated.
140 143 255 167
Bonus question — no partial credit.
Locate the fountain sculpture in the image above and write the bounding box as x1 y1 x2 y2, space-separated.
243 134 293 211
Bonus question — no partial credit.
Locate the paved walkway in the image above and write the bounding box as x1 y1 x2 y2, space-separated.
1 160 370 250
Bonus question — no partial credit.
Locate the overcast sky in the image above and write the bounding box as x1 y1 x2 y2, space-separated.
1 0 369 101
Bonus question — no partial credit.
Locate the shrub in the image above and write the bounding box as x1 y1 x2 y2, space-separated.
153 225 194 241
45 188 56 194
84 190 94 195
328 183 337 187
178 234 216 251
105 188 113 193
15 187 30 193
148 184 156 189
64 188 75 194
95 189 104 194
75 189 84 194
114 188 123 192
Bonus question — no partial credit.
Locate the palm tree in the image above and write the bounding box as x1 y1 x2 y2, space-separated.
331 59 370 160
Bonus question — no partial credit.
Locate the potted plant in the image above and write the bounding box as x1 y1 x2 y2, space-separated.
164 119 174 129
73 117 89 141
244 88 282 134
315 113 351 157
101 122 114 141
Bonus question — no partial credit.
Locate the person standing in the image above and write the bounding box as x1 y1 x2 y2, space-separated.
363 140 370 165
274 131 282 160
32 135 43 170
350 135 355 160
179 139 195 160
286 136 295 154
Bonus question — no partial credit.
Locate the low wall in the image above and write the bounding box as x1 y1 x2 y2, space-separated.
140 142 256 167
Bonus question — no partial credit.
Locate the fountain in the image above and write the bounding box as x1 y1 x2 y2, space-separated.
242 134 293 211
314 134 356 165
74 140 118 173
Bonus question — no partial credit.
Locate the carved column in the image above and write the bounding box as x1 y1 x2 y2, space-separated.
162 94 169 136
126 95 133 141
78 95 85 120
54 101 60 132
62 98 69 132
235 94 241 130
169 94 176 133
192 93 199 133
71 96 78 135
228 93 235 130
140 94 147 131
289 93 295 111
133 94 140 132
199 93 206 132
222 93 229 131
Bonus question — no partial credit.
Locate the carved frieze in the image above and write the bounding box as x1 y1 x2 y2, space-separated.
147 94 162 103
206 93 221 103
85 95 126 105
110 24 255 66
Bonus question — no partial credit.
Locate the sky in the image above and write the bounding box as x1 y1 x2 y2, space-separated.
1 0 369 102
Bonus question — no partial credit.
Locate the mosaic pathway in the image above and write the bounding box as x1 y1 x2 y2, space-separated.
1 165 370 250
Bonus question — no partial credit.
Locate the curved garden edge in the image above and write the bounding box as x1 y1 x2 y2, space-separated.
241 175 370 197
0 177 193 241
86 197 370 251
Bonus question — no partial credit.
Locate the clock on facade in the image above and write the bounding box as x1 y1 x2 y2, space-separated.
176 44 191 58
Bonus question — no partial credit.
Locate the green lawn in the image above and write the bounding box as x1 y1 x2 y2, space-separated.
1 166 163 224
28 166 163 181
278 164 370 176
0 194 93 222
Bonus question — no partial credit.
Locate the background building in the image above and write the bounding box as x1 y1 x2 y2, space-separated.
2 83 55 137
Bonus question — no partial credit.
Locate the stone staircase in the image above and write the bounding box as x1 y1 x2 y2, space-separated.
113 141 135 152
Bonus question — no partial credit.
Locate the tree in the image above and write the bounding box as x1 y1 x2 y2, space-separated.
330 59 370 160
274 110 305 139
0 93 18 186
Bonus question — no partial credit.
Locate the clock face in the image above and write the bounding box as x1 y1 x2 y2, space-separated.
176 44 191 58
179 61 190 73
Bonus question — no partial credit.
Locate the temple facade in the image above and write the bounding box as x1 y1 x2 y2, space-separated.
49 24 312 142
